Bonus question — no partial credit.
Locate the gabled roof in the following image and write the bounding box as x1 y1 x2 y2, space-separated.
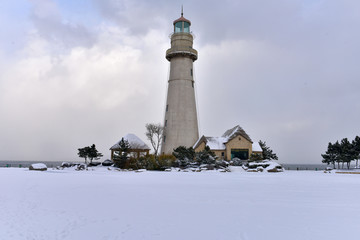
222 125 253 143
110 133 150 150
193 136 226 150
194 125 255 151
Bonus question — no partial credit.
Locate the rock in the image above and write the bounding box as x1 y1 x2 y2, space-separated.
88 162 101 167
257 167 264 172
231 157 242 166
102 159 113 166
61 162 72 168
29 163 47 171
75 164 86 171
267 166 284 172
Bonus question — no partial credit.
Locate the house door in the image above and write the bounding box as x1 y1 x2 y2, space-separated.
231 149 249 160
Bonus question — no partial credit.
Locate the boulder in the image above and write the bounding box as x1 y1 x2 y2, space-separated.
231 157 242 166
29 163 47 171
88 162 101 167
257 166 264 172
267 165 284 172
102 159 113 166
76 164 86 171
267 167 283 172
61 162 72 168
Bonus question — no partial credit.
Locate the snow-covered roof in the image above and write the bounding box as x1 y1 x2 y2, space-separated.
222 125 252 143
194 125 255 151
110 133 150 150
252 142 263 152
205 137 227 150
193 136 227 150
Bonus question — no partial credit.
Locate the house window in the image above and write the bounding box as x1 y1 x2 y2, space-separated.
221 152 224 157
231 149 249 160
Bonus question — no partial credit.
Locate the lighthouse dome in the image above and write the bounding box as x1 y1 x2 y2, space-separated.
173 12 191 33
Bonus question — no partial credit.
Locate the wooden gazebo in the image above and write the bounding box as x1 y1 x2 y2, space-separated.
110 133 150 160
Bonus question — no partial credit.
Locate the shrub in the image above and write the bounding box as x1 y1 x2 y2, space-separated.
195 146 216 165
158 154 176 162
173 146 195 168
215 159 229 169
250 153 263 161
230 157 242 166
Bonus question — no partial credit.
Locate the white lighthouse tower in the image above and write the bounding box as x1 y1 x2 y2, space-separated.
161 10 199 154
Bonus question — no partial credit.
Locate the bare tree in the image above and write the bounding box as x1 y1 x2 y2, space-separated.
145 123 164 156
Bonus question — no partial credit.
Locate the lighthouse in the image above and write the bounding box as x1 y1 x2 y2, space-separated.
161 10 199 154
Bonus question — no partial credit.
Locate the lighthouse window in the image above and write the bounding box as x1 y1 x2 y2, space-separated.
175 22 182 33
183 22 190 33
190 68 193 76
163 136 166 143
192 81 194 88
166 104 168 112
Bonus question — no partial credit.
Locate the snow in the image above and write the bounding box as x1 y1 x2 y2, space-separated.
205 137 227 150
222 125 241 138
111 133 150 150
196 126 260 151
29 163 47 170
1 168 359 240
252 141 262 152
221 125 252 142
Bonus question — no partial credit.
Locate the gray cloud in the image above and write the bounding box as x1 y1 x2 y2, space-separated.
29 0 96 51
0 0 359 164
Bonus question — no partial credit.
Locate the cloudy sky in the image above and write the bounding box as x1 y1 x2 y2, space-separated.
0 0 359 164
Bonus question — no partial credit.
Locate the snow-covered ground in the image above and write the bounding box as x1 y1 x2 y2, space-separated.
1 167 359 240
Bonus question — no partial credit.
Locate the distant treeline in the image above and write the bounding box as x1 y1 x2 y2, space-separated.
321 136 360 169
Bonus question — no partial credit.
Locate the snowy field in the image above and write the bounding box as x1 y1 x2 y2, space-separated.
1 167 359 240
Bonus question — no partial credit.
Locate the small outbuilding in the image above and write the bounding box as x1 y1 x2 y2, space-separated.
193 125 262 161
110 133 150 160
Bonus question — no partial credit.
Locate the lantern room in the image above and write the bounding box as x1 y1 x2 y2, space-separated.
173 12 191 33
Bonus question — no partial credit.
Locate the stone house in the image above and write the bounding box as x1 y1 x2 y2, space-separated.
193 125 262 160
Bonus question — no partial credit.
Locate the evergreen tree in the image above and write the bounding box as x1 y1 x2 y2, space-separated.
340 138 355 169
88 144 103 164
78 146 90 164
321 142 337 169
113 138 130 168
332 141 342 169
250 153 263 161
259 140 278 160
78 144 103 165
352 136 360 168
